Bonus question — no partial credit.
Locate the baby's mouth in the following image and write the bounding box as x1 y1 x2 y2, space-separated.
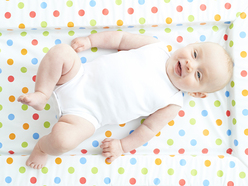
175 61 182 76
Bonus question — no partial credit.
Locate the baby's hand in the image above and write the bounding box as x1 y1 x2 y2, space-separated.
100 138 124 163
71 37 91 53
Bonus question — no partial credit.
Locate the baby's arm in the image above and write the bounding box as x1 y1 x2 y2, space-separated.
71 31 158 52
100 104 181 162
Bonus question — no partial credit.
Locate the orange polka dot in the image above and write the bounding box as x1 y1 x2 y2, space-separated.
55 157 62 164
22 87 29 94
242 90 248 96
9 133 16 140
117 20 123 26
23 123 29 130
240 12 246 19
105 130 112 137
155 158 162 165
244 129 248 136
19 23 25 29
203 129 209 136
119 123 126 127
156 131 161 137
7 59 14 65
200 23 206 25
241 51 247 58
105 158 111 165
167 45 172 52
67 22 74 27
204 160 211 167
21 49 27 55
168 120 174 126
166 17 172 24
218 155 224 159
214 14 221 21
6 157 13 164
216 119 222 126
169 155 175 157
9 95 15 102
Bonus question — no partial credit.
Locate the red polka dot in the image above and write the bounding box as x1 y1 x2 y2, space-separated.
81 149 87 154
151 7 158 13
79 177 86 184
128 8 134 15
33 113 39 120
178 148 185 154
224 34 228 41
177 36 183 43
30 177 37 184
5 12 11 19
78 9 85 17
226 110 231 117
176 6 183 12
8 150 15 154
226 148 233 155
225 3 231 9
53 10 60 17
153 148 160 154
227 181 234 186
129 178 136 185
29 11 36 18
245 148 248 155
8 76 14 82
178 110 185 117
200 4 206 11
32 75 36 82
32 39 38 46
102 8 109 15
202 148 208 154
241 70 247 77
179 179 186 186
130 149 136 154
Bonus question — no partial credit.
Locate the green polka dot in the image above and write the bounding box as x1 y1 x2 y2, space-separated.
232 100 236 107
214 100 221 107
229 23 234 29
188 15 194 22
0 33 2 36
115 0 122 5
168 168 174 175
167 139 174 146
0 122 2 128
164 28 171 33
141 119 145 124
91 167 98 174
236 12 241 17
139 29 145 34
42 167 48 174
212 26 219 32
217 170 223 177
68 167 75 174
21 142 28 148
191 169 197 176
66 1 73 7
20 32 27 37
164 0 170 3
190 118 196 125
90 20 97 26
0 86 2 92
44 104 50 111
231 81 235 88
139 18 146 24
232 118 237 125
22 104 28 111
68 31 75 36
43 31 49 36
187 27 194 33
118 167 125 174
189 101 195 107
215 139 222 145
44 121 50 128
0 105 2 111
19 167 26 173
239 172 246 178
21 67 27 73
229 41 234 47
141 168 148 175
91 47 98 52
43 47 49 53
91 30 97 34
18 2 24 9
41 21 47 28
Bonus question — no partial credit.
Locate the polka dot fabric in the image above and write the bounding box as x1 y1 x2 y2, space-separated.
0 0 248 185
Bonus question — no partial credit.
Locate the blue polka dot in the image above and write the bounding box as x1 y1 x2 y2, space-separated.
129 130 134 135
153 178 160 185
203 180 209 186
224 21 231 24
33 133 39 140
31 58 38 65
138 0 145 5
143 142 148 146
55 39 61 45
8 114 15 120
130 158 137 165
201 110 208 117
176 24 183 26
5 176 12 183
179 129 185 136
200 35 206 42
180 159 186 166
227 129 231 136
0 68 2 74
225 91 230 97
92 140 99 147
7 40 13 46
80 157 87 164
79 27 86 29
81 57 87 64
104 177 111 184
242 109 248 116
0 142 2 148
40 2 47 9
229 161 235 168
54 177 61 184
234 139 238 146
89 0 96 7
190 139 197 146
128 26 134 28
240 31 246 38
187 0 193 2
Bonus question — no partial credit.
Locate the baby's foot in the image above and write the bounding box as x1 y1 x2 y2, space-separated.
17 92 48 111
26 142 48 169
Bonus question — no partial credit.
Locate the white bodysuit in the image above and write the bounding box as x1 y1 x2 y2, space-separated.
54 42 183 130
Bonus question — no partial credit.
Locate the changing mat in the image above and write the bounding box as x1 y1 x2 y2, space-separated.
0 0 248 185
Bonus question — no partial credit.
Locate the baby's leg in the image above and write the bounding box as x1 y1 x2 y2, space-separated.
26 115 95 169
18 44 81 110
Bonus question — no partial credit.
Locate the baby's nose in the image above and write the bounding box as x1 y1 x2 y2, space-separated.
186 61 192 73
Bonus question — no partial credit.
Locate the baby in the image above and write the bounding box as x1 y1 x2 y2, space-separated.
18 31 233 169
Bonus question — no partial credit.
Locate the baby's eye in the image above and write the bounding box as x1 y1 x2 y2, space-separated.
197 71 201 79
194 51 197 58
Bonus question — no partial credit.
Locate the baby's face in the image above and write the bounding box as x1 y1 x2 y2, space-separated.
166 42 228 95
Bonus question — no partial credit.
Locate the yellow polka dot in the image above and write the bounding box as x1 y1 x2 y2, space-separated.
203 129 209 136
167 45 172 52
9 133 16 140
105 130 112 137
7 59 14 65
9 95 15 102
119 123 126 127
218 155 224 159
67 22 74 27
214 14 221 21
216 119 222 126
241 51 247 58
23 123 29 130
156 131 161 137
55 157 62 164
168 120 174 126
22 87 29 94
6 157 13 164
155 158 162 165
21 49 27 55
105 158 111 165
242 90 248 96
166 17 172 24
204 160 211 167
240 12 247 19
169 155 175 157
117 20 123 26
19 23 25 29
244 129 248 136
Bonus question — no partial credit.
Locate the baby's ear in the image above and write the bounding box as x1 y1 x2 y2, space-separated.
188 92 208 98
